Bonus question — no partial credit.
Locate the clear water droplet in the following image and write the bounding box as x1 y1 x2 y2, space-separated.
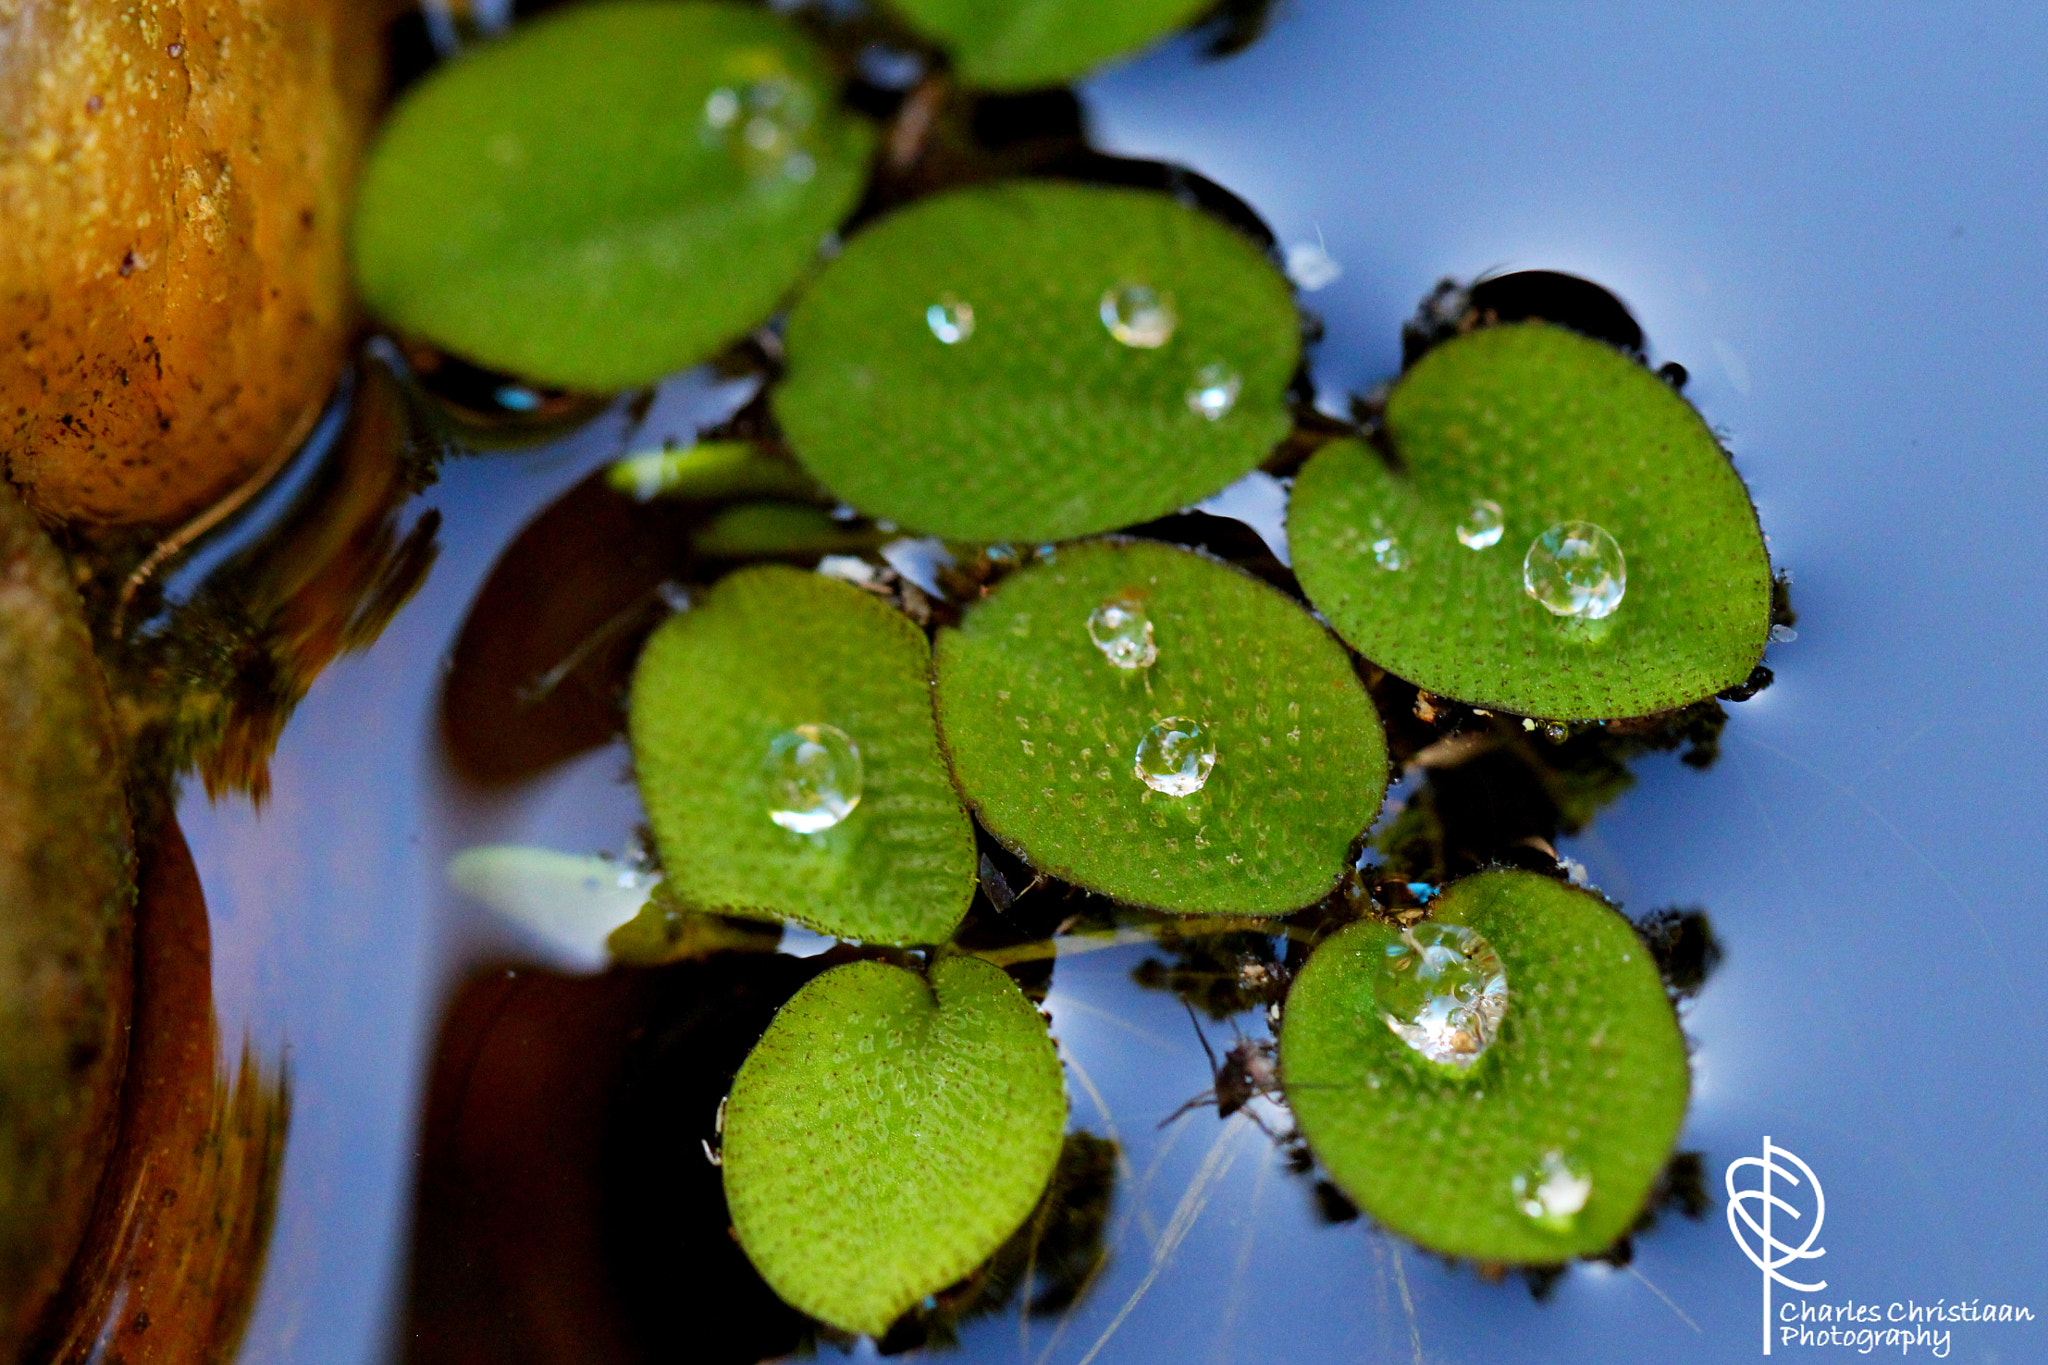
1369 520 1406 572
1523 521 1626 619
1185 362 1242 420
1376 923 1509 1069
1100 284 1177 348
1770 623 1798 643
1456 498 1505 549
1133 717 1216 797
1511 1150 1593 1231
703 74 820 182
1543 722 1569 743
764 723 863 833
1087 598 1157 670
925 295 975 344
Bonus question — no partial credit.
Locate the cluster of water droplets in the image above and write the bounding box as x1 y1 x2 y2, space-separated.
764 722 863 833
702 73 820 183
1510 1149 1593 1232
1523 520 1627 620
1375 922 1509 1069
1087 597 1158 670
1368 518 1406 572
1100 283 1177 348
1134 717 1216 797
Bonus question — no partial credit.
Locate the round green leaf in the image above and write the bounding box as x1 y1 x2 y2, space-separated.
774 181 1299 542
934 539 1386 913
723 956 1067 1336
628 566 975 944
885 0 1214 90
353 1 875 391
1281 870 1689 1262
1288 323 1771 719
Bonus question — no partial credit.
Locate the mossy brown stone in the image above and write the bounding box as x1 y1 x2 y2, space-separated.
0 488 135 1355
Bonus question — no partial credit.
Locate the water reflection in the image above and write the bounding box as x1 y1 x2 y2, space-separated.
36 820 289 1364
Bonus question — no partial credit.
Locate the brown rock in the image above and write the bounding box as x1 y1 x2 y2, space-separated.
0 0 384 529
0 485 134 1357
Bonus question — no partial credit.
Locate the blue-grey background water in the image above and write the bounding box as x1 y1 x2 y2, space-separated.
171 3 2047 1361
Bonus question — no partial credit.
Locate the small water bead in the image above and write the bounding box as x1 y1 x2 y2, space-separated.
1523 521 1626 620
1376 923 1509 1069
1369 520 1406 572
1511 1151 1593 1232
1100 283 1177 349
1086 599 1157 670
1770 623 1799 643
1185 362 1242 420
926 295 974 345
1456 499 1505 550
1133 717 1216 797
703 75 819 182
764 723 863 833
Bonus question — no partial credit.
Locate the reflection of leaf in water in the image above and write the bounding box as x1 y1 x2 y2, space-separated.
722 956 1066 1336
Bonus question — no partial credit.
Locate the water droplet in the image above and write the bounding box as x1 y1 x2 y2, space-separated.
703 74 820 182
1523 521 1626 619
764 723 863 833
1770 623 1798 643
1087 598 1157 670
1456 498 1505 549
1185 362 1242 420
1100 284 1177 348
1376 923 1509 1069
1542 722 1569 743
493 384 542 413
1511 1150 1593 1232
1369 520 1406 571
926 295 974 344
1133 717 1216 797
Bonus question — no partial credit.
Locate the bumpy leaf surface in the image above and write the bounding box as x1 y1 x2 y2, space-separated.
1289 324 1770 719
776 182 1298 542
354 1 873 390
629 567 974 943
1282 870 1689 1262
723 957 1066 1335
935 540 1385 913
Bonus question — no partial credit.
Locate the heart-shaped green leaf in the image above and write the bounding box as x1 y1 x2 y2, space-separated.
934 540 1386 913
1280 870 1689 1262
774 181 1299 542
353 1 874 391
884 0 1214 90
1289 323 1771 719
722 956 1067 1336
628 566 975 944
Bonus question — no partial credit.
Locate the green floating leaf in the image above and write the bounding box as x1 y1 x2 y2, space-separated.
723 956 1067 1336
628 566 975 944
885 0 1214 90
1281 870 1689 1262
1289 324 1770 719
607 442 820 503
934 540 1386 913
694 503 885 559
775 181 1299 542
353 0 874 391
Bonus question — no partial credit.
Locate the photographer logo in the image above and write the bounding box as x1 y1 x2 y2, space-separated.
1725 1137 1827 1354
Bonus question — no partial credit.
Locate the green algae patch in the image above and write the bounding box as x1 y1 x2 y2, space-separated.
934 540 1385 914
628 567 974 944
722 956 1066 1336
1281 870 1688 1263
885 0 1214 90
775 181 1298 542
353 1 874 391
1289 324 1770 719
